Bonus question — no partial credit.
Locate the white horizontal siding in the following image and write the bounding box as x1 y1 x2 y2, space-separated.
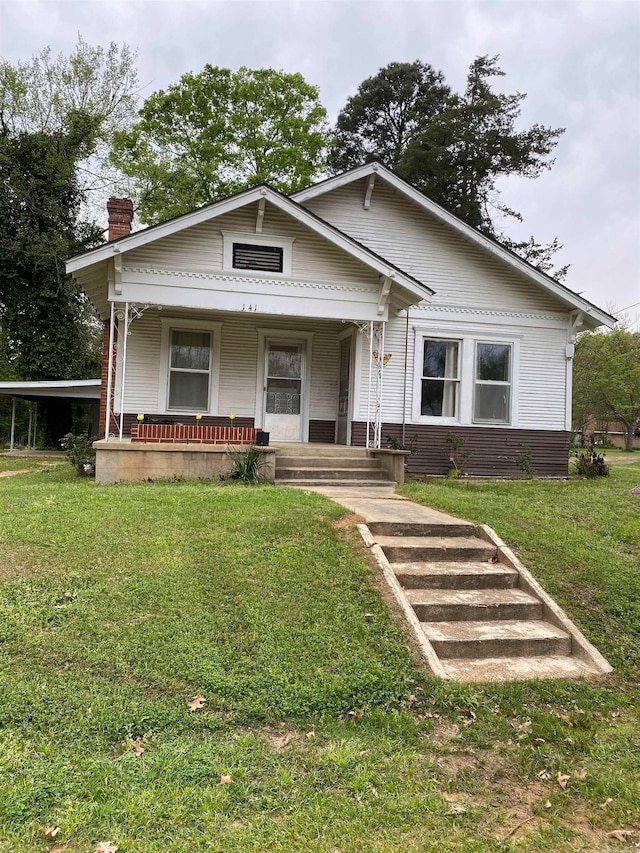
303 180 566 315
125 201 377 288
354 315 567 431
116 310 340 422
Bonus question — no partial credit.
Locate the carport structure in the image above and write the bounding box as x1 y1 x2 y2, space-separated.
0 380 101 450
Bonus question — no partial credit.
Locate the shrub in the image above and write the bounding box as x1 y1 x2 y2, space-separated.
572 448 609 478
515 444 535 477
226 446 265 484
60 433 96 476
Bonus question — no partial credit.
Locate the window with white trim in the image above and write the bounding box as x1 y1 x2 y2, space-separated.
168 328 212 410
421 338 460 417
473 342 512 423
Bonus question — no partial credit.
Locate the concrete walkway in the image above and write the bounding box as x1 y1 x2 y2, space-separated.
299 484 612 683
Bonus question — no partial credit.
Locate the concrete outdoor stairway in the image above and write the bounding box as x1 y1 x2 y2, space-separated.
274 444 393 487
368 519 611 682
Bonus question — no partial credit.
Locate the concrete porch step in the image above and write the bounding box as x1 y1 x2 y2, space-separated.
422 619 571 659
272 443 369 457
407 587 543 621
393 561 519 590
368 521 477 537
441 655 599 682
282 479 395 488
377 535 496 563
277 455 381 469
276 467 388 481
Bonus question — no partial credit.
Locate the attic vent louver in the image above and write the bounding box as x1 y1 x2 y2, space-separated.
232 243 284 273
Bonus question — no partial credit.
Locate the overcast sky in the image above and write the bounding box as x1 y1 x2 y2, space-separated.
1 0 639 325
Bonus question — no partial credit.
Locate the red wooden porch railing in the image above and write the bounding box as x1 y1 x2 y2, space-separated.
130 424 259 445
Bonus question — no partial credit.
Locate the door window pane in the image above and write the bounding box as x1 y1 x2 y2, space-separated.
268 345 301 379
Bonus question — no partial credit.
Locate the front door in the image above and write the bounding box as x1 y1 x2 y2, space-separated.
336 337 351 444
263 341 304 441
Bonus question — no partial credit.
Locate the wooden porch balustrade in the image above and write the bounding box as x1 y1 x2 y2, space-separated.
130 423 259 445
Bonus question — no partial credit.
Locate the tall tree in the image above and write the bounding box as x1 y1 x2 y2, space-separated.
330 56 566 278
0 36 139 197
573 328 640 451
111 65 330 224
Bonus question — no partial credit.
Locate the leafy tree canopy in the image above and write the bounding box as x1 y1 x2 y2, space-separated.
0 36 139 194
0 116 103 382
573 328 640 451
331 56 567 278
111 65 330 224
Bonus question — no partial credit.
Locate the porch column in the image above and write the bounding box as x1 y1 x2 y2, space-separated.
9 398 16 452
364 321 386 449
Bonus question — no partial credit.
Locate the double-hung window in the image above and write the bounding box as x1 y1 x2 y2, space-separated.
473 342 512 423
168 329 212 410
421 339 460 417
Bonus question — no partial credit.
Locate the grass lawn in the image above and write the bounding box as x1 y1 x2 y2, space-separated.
0 453 638 852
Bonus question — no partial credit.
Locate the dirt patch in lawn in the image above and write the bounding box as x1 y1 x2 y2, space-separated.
0 469 32 478
333 513 367 528
264 725 303 752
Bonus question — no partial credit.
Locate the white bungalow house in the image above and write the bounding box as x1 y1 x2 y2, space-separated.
66 163 615 483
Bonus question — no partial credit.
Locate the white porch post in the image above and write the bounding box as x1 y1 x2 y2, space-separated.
105 302 115 438
375 321 386 449
366 321 373 448
27 404 32 449
119 302 129 441
9 398 16 451
33 403 37 449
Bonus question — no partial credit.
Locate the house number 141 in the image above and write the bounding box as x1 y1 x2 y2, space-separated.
242 303 258 312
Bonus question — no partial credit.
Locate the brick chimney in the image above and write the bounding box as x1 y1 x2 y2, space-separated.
106 197 134 241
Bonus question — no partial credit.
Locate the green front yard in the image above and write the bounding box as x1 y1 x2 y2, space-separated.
0 454 638 852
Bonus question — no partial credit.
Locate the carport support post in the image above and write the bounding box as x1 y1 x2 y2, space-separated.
27 404 32 449
9 398 16 451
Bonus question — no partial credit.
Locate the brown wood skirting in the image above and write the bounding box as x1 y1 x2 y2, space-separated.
350 422 570 477
121 413 255 435
309 420 336 443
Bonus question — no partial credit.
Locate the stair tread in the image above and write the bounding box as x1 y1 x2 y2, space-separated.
407 588 539 606
441 655 599 682
422 619 569 642
393 561 517 576
280 479 394 487
377 535 494 549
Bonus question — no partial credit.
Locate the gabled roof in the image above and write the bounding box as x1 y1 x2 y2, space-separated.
67 184 434 307
293 162 616 329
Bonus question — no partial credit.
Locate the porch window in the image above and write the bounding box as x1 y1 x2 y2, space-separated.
421 339 459 417
473 342 511 423
168 329 211 410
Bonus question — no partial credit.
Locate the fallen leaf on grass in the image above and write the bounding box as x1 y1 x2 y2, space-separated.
537 770 550 781
95 844 118 853
557 772 571 790
447 804 467 815
558 713 573 726
305 730 315 739
220 774 232 785
133 742 145 758
600 797 614 809
607 830 633 841
188 695 206 712
573 768 587 781
544 800 552 809
42 826 61 839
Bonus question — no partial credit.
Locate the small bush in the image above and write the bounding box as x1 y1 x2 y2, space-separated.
226 446 265 484
515 443 535 477
60 432 96 476
572 448 609 478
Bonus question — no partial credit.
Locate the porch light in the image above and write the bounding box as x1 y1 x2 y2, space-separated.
137 413 144 422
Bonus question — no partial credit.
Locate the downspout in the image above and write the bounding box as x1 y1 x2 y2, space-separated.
402 310 409 447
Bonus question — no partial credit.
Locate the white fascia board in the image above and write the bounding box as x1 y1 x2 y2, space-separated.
293 163 616 329
66 185 433 306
